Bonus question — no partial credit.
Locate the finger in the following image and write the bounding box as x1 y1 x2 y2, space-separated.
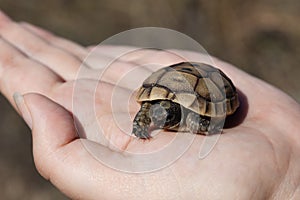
95 46 213 72
88 46 244 96
89 45 229 76
99 46 254 94
90 45 242 78
75 49 153 90
19 93 128 199
23 93 78 148
20 22 88 60
19 92 82 194
87 60 152 90
0 37 63 108
90 45 186 69
0 11 81 80
7 19 154 88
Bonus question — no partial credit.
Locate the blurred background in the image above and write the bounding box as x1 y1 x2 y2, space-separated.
0 0 299 199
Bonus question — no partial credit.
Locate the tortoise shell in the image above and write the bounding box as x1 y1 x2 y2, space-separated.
136 62 239 118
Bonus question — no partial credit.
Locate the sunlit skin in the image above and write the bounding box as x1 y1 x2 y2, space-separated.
0 11 300 199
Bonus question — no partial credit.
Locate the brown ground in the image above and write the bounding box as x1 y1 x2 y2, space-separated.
0 0 299 199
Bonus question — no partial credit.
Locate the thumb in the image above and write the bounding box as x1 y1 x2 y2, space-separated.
13 92 139 199
14 92 78 178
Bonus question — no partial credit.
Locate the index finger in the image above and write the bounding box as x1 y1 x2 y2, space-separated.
0 37 63 108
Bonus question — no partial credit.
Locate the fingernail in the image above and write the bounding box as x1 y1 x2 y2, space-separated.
13 92 32 129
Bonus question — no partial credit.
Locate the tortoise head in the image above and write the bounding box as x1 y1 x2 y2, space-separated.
149 100 182 129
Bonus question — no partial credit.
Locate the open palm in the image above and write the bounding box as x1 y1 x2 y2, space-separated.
1 11 300 199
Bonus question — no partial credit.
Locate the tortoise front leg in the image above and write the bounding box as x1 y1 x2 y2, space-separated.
132 102 152 139
186 112 210 135
186 112 223 135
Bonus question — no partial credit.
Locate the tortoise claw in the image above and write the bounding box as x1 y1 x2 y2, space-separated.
132 129 151 139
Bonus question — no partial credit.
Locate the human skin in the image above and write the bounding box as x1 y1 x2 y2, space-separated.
0 11 300 199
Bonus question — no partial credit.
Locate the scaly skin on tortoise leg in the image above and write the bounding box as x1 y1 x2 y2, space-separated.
186 112 223 135
186 112 210 135
132 102 152 139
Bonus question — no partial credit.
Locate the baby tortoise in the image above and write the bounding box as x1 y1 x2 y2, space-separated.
132 62 239 139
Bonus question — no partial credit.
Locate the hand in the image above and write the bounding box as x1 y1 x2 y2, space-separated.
1 11 300 199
